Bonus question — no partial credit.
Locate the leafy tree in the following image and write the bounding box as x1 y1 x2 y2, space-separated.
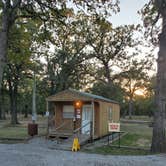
86 16 137 85
119 58 152 119
3 22 34 124
133 76 155 116
0 0 119 93
44 14 94 93
142 0 166 152
134 95 155 116
90 81 124 102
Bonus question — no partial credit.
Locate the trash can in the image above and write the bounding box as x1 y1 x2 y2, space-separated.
28 123 38 136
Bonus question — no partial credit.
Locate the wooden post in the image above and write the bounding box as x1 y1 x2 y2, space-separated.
108 134 109 145
90 121 93 142
91 101 95 140
32 72 37 124
46 101 49 138
119 132 120 148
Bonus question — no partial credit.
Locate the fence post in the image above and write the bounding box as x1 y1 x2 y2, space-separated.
90 121 93 142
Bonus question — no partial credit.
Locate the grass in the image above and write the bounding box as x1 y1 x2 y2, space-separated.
83 146 151 155
0 126 47 139
121 116 153 121
120 123 152 148
0 115 47 140
0 126 28 139
112 133 151 148
83 132 152 155
83 121 153 155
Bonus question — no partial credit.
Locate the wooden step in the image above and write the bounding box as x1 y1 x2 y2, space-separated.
49 134 91 150
48 131 73 138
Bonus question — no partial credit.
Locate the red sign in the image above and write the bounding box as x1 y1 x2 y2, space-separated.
76 109 81 114
108 123 120 132
76 109 81 119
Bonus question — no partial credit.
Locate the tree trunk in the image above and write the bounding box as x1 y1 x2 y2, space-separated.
103 61 112 85
0 87 6 120
128 99 133 119
24 105 28 118
0 105 2 119
50 80 55 95
10 88 18 124
9 78 18 125
151 11 166 153
122 109 127 118
10 93 18 125
0 13 9 91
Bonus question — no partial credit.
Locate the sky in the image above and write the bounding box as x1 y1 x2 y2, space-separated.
110 0 149 26
110 0 157 75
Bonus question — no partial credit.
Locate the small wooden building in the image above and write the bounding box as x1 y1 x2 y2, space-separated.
46 89 120 140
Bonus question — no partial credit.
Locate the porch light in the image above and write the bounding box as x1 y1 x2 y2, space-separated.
74 100 82 109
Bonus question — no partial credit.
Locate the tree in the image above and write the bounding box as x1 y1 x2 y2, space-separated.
90 81 124 102
0 1 118 124
86 17 137 85
134 76 156 117
83 16 141 109
44 14 95 93
4 21 33 124
0 0 119 93
119 58 152 119
142 0 166 152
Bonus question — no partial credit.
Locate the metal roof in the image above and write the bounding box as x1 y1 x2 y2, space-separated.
67 89 119 104
46 89 119 104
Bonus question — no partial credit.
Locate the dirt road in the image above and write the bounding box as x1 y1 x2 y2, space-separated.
0 138 165 166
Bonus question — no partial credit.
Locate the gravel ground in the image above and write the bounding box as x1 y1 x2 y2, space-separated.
0 137 166 166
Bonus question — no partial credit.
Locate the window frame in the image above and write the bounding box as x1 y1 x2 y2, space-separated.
63 105 74 119
109 107 112 121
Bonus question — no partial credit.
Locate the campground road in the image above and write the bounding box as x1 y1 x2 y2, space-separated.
0 142 166 166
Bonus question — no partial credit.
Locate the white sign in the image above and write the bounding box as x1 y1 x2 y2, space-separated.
76 115 81 119
108 122 120 132
45 111 49 117
32 115 37 121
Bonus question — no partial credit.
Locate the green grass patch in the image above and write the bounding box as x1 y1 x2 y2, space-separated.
121 123 152 136
83 146 151 155
121 116 153 121
0 127 28 139
112 133 151 148
119 123 152 148
0 126 46 139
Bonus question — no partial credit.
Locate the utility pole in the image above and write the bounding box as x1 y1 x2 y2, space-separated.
32 72 37 123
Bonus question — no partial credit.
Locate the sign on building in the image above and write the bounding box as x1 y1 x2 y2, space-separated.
108 122 120 132
76 109 81 119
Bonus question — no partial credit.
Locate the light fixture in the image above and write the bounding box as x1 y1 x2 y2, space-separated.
74 100 82 109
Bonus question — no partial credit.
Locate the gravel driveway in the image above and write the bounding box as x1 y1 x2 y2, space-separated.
0 138 166 166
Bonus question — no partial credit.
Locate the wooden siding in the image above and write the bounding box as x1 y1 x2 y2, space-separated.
47 90 120 138
54 103 74 132
94 102 100 137
52 101 120 137
98 101 120 137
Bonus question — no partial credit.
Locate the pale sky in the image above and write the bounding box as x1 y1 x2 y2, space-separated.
110 0 157 75
111 0 149 26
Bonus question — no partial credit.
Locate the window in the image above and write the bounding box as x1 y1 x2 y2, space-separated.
63 105 74 118
109 107 112 120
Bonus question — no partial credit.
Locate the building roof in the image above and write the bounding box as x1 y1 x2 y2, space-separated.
47 89 119 104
